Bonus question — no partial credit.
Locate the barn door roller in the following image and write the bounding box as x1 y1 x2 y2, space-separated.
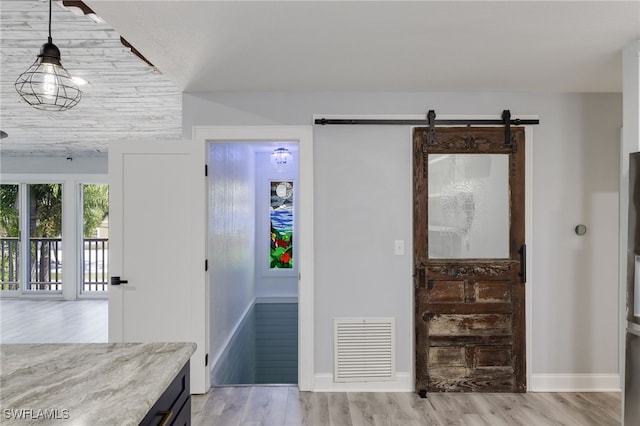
503 109 512 144
427 110 436 145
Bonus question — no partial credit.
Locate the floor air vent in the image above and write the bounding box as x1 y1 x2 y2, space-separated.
333 318 395 382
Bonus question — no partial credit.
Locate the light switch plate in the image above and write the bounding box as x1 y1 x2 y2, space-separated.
394 240 405 256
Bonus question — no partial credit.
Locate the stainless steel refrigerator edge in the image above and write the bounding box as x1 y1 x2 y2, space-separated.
625 152 640 425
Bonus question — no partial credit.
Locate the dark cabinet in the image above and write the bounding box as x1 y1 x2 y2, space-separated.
139 361 190 426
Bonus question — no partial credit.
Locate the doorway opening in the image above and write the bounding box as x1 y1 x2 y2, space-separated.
208 141 299 385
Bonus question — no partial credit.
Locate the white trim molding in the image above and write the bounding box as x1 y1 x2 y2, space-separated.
313 372 412 392
525 126 534 390
530 374 621 392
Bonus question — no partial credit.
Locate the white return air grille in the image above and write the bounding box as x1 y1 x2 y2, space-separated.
333 318 396 382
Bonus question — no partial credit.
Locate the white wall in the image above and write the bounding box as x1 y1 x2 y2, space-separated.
254 150 298 299
0 156 107 175
531 95 620 385
208 143 256 369
314 125 414 377
186 91 621 391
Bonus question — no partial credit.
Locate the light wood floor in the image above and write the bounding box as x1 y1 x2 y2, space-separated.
0 299 108 343
0 300 621 425
192 387 621 426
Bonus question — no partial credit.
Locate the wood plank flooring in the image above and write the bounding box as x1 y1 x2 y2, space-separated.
192 387 621 426
0 299 108 343
0 300 622 425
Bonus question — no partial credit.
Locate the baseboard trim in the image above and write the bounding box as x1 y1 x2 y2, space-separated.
529 374 621 392
313 372 412 392
314 372 619 392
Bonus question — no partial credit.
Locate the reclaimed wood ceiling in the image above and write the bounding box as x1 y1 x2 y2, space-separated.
0 0 182 157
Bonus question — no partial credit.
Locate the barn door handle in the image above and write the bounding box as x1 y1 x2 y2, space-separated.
110 276 128 286
518 244 526 283
414 267 426 288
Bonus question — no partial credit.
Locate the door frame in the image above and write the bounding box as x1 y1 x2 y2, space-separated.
524 126 533 390
410 123 534 391
192 125 315 391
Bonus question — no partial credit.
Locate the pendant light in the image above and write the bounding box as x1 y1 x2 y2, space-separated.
15 0 82 111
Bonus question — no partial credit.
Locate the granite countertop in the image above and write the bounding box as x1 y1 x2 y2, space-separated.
0 342 196 426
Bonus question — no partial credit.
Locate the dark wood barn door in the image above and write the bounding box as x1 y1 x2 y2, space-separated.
414 127 526 393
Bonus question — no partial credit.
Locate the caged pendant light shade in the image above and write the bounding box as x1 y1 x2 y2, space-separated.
15 0 82 111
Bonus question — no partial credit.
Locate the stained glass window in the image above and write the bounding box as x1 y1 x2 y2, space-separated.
270 180 293 268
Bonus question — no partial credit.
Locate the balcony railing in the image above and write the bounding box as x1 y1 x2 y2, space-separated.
83 238 109 292
0 238 19 290
0 237 109 293
29 238 62 291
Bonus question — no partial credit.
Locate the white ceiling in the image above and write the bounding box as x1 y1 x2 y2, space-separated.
1 0 639 157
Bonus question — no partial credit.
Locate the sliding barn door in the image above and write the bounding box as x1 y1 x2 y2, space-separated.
414 127 526 393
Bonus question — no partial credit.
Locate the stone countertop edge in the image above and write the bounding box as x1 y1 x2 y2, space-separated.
0 342 197 426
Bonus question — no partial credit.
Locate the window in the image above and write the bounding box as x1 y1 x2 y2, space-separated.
26 184 63 292
0 185 20 291
0 182 108 298
1 184 66 293
81 184 109 293
270 180 294 269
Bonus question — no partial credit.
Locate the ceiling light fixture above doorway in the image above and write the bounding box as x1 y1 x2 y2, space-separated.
271 147 292 171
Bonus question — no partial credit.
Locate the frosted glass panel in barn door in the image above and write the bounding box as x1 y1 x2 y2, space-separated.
108 140 207 393
428 154 509 259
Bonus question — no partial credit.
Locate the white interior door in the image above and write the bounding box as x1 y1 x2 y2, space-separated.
108 140 208 393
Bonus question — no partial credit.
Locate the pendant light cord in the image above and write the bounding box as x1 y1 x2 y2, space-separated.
48 0 52 44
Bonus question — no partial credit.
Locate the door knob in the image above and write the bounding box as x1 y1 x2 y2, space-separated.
110 276 128 286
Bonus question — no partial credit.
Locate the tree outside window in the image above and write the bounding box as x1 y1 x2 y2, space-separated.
0 184 109 291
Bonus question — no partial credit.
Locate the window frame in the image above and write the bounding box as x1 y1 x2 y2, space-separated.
0 174 107 300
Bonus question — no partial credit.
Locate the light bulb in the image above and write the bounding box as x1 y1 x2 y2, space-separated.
41 64 58 100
